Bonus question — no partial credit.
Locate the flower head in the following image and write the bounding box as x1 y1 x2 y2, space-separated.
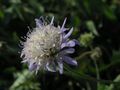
20 16 78 74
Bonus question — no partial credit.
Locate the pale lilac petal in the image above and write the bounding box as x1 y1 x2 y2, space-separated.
46 62 56 72
62 28 67 32
61 42 67 49
60 48 75 55
63 27 73 39
72 39 80 45
50 16 54 25
61 40 75 49
63 56 77 66
61 18 67 31
64 48 75 54
60 28 69 33
67 40 75 47
58 62 63 74
29 62 37 71
35 19 43 28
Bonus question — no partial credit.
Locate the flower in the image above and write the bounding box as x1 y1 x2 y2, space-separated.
20 16 78 74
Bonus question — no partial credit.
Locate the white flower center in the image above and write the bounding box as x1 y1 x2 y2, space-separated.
22 25 61 62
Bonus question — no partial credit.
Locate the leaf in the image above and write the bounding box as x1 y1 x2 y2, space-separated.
15 8 24 20
102 6 116 20
0 10 4 19
108 75 120 90
97 83 108 90
9 69 41 90
10 0 21 4
86 20 99 36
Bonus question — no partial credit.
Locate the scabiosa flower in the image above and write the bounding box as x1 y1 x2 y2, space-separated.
20 16 78 74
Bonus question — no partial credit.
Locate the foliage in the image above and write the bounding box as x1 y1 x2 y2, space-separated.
10 70 40 90
0 0 120 90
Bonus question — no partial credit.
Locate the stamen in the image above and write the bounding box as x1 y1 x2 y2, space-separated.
50 16 54 25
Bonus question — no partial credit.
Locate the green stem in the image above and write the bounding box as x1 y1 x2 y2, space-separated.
64 65 120 84
93 59 100 90
76 51 92 60
90 45 100 89
99 59 120 72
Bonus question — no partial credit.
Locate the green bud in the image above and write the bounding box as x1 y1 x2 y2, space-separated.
79 33 94 47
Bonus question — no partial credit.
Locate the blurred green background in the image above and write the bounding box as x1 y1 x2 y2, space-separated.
0 0 120 90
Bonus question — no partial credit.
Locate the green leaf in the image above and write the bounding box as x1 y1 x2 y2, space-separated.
102 6 116 20
0 10 4 19
86 20 99 36
97 84 108 90
108 75 120 90
10 69 41 90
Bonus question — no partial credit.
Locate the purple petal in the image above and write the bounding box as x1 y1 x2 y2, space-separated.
50 16 54 25
61 42 67 49
60 28 69 33
29 62 37 71
61 18 67 31
60 48 75 55
58 62 63 74
61 40 75 49
46 62 56 72
67 40 75 47
63 56 77 66
63 27 73 39
35 19 43 28
62 28 67 32
72 39 80 45
64 48 75 54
